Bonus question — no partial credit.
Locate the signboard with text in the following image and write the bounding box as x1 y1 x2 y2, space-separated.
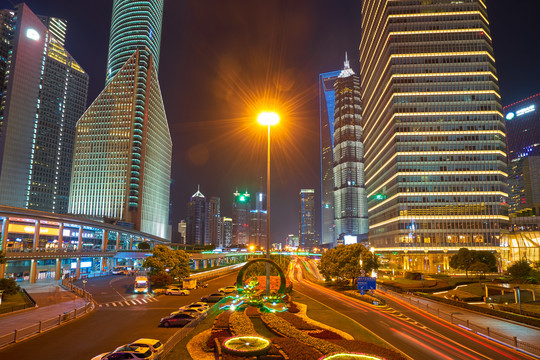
357 276 376 295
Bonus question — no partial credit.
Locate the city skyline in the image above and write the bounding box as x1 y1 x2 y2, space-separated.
2 0 540 243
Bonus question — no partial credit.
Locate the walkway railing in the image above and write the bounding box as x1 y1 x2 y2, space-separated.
379 286 540 357
0 301 94 349
61 278 94 302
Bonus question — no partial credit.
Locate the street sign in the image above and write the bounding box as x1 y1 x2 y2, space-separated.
357 276 376 293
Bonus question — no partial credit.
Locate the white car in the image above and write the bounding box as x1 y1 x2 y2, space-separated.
165 287 190 296
129 338 164 357
92 347 154 360
170 308 205 317
218 286 236 294
179 302 209 312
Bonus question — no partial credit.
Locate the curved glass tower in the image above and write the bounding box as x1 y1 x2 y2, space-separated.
106 0 164 83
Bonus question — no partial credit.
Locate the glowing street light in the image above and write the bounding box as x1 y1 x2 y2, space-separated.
258 111 279 295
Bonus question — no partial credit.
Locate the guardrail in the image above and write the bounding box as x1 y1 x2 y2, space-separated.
378 286 540 357
61 278 94 302
189 263 246 281
0 301 94 349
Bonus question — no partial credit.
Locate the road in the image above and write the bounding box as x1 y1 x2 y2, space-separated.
292 258 535 360
0 273 238 360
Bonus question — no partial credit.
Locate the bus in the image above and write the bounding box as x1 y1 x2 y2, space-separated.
134 276 149 294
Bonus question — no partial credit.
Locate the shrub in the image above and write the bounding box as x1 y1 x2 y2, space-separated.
137 241 151 250
149 273 172 288
344 290 386 306
206 329 231 349
213 310 232 329
277 311 319 330
230 311 257 336
261 313 344 354
331 339 406 360
0 278 20 296
308 329 343 340
272 337 323 360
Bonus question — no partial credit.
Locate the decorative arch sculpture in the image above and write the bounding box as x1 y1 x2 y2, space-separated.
236 258 287 295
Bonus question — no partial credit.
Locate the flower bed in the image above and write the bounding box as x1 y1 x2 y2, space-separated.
287 301 300 313
272 337 323 360
230 310 258 336
308 329 343 340
245 305 261 317
206 329 232 349
261 313 344 355
330 339 406 360
344 291 386 306
213 310 232 329
277 311 319 330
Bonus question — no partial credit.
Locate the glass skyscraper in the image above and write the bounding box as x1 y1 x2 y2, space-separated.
299 189 316 248
69 0 171 239
319 70 341 245
332 56 368 245
232 190 250 246
186 188 206 246
360 0 508 266
106 0 164 84
0 4 88 214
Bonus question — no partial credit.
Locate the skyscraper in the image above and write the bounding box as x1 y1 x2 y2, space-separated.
186 188 206 246
0 4 88 214
37 15 67 46
220 217 233 248
249 192 267 248
69 0 171 239
207 196 221 246
299 189 316 249
319 70 341 245
106 0 163 84
232 190 250 246
333 55 368 245
360 1 508 266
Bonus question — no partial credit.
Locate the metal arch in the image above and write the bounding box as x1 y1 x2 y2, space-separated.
236 259 287 294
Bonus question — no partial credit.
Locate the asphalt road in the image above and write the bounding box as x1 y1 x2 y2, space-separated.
0 272 238 360
292 259 534 360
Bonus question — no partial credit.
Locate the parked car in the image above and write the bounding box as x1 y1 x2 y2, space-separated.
179 302 209 312
169 308 204 318
129 339 164 357
160 312 196 327
218 286 237 294
113 345 156 360
201 292 225 302
165 286 190 296
91 347 154 360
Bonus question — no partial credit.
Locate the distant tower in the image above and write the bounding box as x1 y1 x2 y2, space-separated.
186 187 206 245
232 189 251 246
207 196 221 246
299 189 316 248
332 54 369 245
69 0 171 238
319 69 341 246
249 191 267 248
220 217 233 248
0 4 88 213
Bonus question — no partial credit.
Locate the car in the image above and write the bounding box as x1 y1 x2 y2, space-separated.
129 339 164 357
201 292 226 302
179 302 209 312
91 347 154 360
218 286 237 294
113 345 156 360
165 287 190 296
169 308 204 318
160 312 196 327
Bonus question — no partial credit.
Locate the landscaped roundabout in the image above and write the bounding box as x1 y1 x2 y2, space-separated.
188 259 406 359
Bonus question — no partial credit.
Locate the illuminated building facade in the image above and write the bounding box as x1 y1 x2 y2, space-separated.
69 0 171 239
220 217 232 248
106 0 163 84
504 94 540 217
319 70 341 245
37 15 67 46
207 196 220 246
299 189 316 248
186 188 206 246
361 0 508 267
332 55 369 245
0 4 88 214
232 190 250 246
249 192 267 248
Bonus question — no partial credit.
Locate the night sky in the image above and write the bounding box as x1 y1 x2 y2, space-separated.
3 0 540 243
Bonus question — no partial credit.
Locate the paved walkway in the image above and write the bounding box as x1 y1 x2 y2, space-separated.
380 287 540 345
0 282 87 337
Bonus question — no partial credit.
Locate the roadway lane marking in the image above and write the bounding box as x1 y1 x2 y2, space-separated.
124 301 130 306
131 300 137 305
141 299 147 303
112 303 117 307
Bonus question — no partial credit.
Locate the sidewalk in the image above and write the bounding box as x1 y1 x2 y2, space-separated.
0 282 87 337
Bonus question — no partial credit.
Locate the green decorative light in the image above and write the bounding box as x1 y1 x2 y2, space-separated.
319 353 384 360
222 336 271 356
374 194 387 200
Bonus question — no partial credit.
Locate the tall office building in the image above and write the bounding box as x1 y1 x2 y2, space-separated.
106 0 163 84
207 196 221 246
249 192 267 247
333 55 368 245
186 188 206 245
299 189 316 248
69 0 171 239
220 217 233 248
360 1 508 254
0 4 88 214
232 190 250 246
37 16 67 46
319 69 341 246
504 94 540 216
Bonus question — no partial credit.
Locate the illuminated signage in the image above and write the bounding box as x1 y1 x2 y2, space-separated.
26 28 40 40
505 112 515 120
71 261 92 269
516 105 535 117
344 235 357 245
8 224 59 236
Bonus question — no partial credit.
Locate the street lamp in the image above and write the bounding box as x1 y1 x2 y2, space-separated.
258 111 279 295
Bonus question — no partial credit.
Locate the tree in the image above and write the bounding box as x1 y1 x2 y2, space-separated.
449 248 479 277
137 241 151 250
469 261 490 278
318 244 379 285
507 260 532 280
143 245 190 280
475 251 497 272
149 273 173 288
0 278 20 295
0 251 6 265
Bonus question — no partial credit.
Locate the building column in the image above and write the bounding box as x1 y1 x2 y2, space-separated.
129 235 133 250
33 220 40 251
77 225 83 252
116 233 121 251
58 223 64 251
1 218 9 252
55 258 62 280
194 260 199 270
0 262 6 279
30 259 37 284
100 257 106 272
102 230 108 251
75 257 81 279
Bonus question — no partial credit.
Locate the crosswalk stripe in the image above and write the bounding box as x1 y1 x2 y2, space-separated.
112 303 117 307
125 301 130 306
99 304 102 307
131 300 138 305
119 302 124 306
141 299 147 303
